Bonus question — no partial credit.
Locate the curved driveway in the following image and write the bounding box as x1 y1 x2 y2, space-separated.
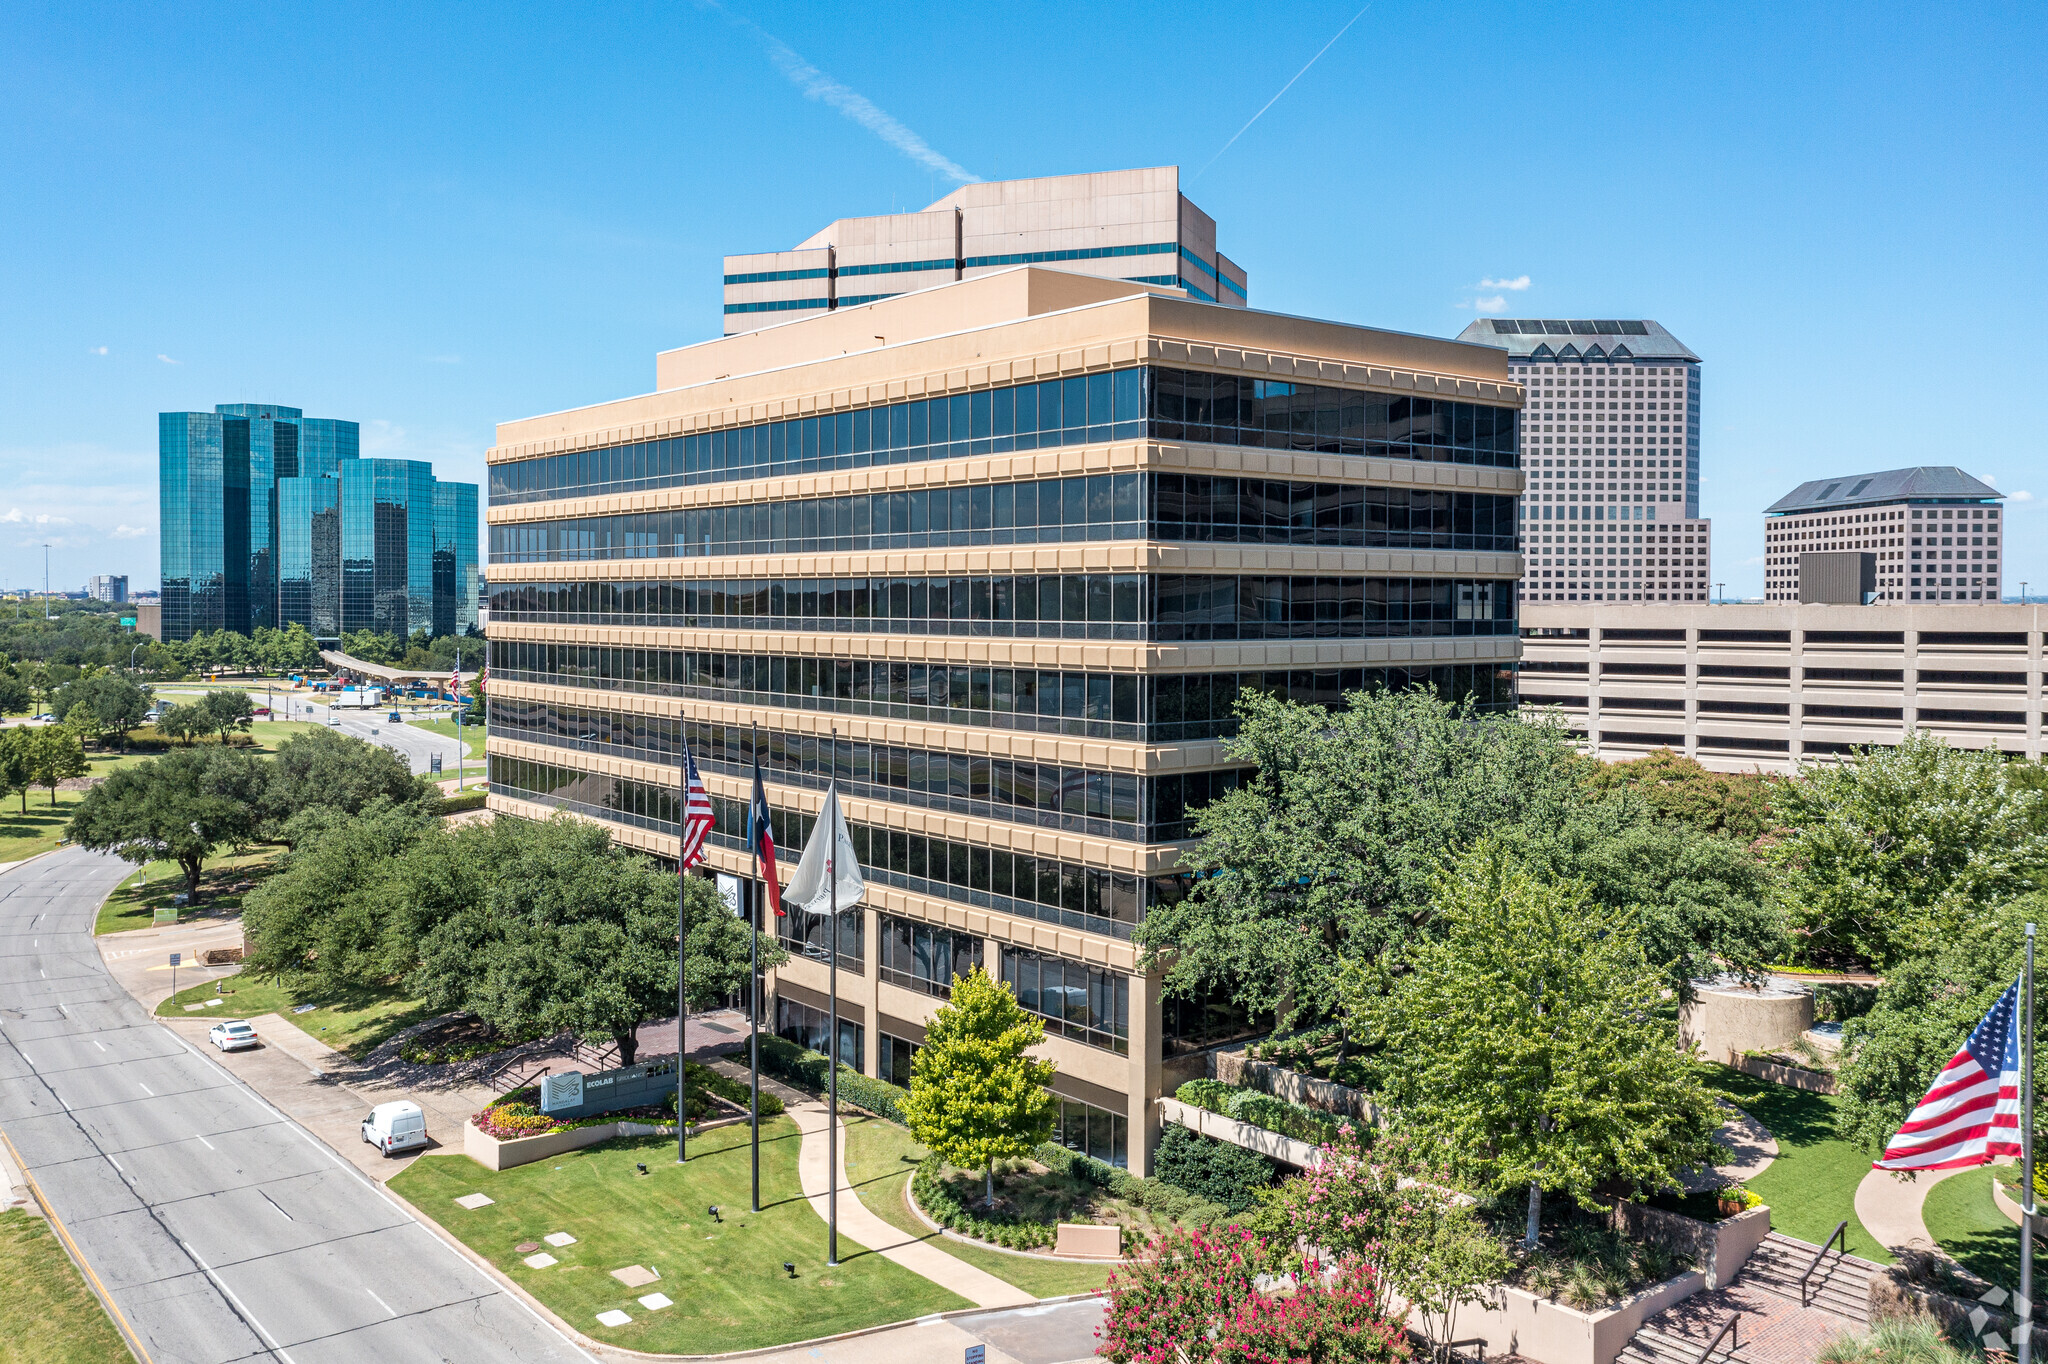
0 846 587 1364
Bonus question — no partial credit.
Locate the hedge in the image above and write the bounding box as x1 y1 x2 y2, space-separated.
1033 1141 1232 1227
755 1034 907 1122
432 791 488 816
684 1061 784 1117
1152 1125 1275 1213
912 1156 1057 1249
1173 1078 1339 1147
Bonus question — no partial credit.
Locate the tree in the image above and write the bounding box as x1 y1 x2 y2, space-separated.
27 726 88 805
51 673 152 750
1834 895 2045 1153
398 815 783 1063
1362 843 1725 1249
66 748 266 894
242 801 431 990
0 727 34 813
1580 748 1781 842
1136 688 1585 1032
0 667 33 715
156 702 207 746
199 689 256 745
900 965 1057 1204
340 629 401 665
259 728 428 839
1769 733 2048 968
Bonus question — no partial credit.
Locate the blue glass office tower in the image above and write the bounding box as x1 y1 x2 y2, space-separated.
158 403 478 642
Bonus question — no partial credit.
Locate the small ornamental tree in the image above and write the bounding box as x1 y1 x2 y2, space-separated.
200 689 256 745
0 727 34 813
1364 842 1725 1249
29 726 88 805
900 965 1057 1205
156 702 207 746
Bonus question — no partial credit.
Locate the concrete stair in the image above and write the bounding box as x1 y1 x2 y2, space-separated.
1616 1323 1723 1364
1739 1232 1877 1323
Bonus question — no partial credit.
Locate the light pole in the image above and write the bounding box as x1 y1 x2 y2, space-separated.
1715 582 1725 604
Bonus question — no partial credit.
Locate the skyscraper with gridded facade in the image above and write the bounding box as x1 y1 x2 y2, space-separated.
486 223 1526 1173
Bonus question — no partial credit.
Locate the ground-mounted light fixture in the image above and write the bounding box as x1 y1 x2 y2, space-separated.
709 1205 721 1222
635 1162 648 1176
783 1261 796 1278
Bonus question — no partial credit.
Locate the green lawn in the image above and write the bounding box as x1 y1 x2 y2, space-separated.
0 1208 133 1363
95 847 282 934
155 972 434 1056
1707 1066 1892 1263
390 1119 967 1352
0 749 158 864
1925 1167 2021 1289
842 1111 1113 1298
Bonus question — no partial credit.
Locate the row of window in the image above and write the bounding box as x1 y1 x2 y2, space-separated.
488 642 1516 741
1528 696 2032 727
1525 661 2032 686
487 367 1523 507
487 754 1170 940
486 473 1522 563
487 573 1516 641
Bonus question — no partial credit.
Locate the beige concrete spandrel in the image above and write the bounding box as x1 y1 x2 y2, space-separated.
485 620 1521 674
494 270 1520 456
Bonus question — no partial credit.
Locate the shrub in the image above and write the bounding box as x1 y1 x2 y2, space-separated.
1226 1090 1340 1146
684 1061 784 1117
755 1034 905 1120
1153 1125 1275 1213
432 791 487 816
1033 1142 1233 1226
1175 1078 1236 1111
912 1156 1055 1249
1817 1314 1975 1364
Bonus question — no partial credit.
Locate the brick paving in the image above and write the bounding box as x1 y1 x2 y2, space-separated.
1641 1281 1857 1364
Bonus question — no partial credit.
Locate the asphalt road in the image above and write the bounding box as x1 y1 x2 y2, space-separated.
286 699 471 779
0 846 590 1364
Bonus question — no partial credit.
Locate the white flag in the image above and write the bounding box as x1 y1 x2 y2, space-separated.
783 783 865 919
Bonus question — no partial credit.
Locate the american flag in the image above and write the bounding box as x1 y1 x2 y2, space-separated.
1874 976 2024 1170
449 665 460 700
678 744 714 871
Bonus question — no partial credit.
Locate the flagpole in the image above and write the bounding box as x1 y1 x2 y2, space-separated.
826 771 840 1268
749 721 762 1215
688 737 696 1163
2024 922 2036 1364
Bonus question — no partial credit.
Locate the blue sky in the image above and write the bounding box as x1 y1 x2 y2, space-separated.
3 2 2042 599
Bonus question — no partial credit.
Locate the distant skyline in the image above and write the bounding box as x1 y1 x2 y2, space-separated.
2 2 2042 598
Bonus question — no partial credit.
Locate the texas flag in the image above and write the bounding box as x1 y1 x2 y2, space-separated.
747 755 783 917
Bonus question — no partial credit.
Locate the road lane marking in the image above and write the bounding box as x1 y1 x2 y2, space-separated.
259 1190 292 1221
193 1134 215 1151
181 1240 299 1364
366 1288 398 1317
107 1155 122 1171
0 1127 157 1364
94 1039 106 1051
137 1083 153 1096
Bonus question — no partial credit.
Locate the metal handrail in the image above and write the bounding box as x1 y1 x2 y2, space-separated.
1799 1220 1848 1307
1695 1316 1739 1364
1444 1337 1487 1364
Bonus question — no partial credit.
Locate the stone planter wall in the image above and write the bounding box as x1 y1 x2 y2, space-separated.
1157 1096 1323 1168
1607 1201 1771 1288
1727 1053 1837 1094
1212 1050 1383 1124
1400 1271 1703 1364
462 1115 740 1171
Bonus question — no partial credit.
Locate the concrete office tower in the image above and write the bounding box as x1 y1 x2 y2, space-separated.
722 168 1249 335
86 575 128 603
161 402 479 641
484 268 1524 1174
1763 467 2004 604
1455 319 1708 603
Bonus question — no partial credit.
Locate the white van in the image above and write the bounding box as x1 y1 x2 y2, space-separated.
360 1101 428 1156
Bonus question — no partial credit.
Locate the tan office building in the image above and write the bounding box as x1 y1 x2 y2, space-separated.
1520 601 2044 772
484 265 1525 1174
1762 467 2005 603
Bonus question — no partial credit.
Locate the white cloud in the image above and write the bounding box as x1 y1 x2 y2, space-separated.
1980 473 1998 484
88 345 108 356
157 353 180 365
1481 275 1533 291
2011 490 2035 503
1472 295 1507 314
110 524 148 539
0 509 74 526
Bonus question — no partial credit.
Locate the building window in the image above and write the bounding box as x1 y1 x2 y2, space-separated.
779 904 864 969
879 916 981 999
776 996 862 1070
879 1032 919 1088
1000 947 1130 1055
1054 1097 1128 1168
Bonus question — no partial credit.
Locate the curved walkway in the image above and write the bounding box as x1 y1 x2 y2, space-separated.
789 1097 1034 1309
1856 1163 1967 1255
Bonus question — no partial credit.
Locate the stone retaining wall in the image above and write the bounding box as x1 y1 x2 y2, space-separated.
1727 1053 1837 1094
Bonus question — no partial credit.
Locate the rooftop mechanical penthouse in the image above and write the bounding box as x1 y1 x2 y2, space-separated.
484 264 1526 1174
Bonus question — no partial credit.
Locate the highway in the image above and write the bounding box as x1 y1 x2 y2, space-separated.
0 846 588 1364
277 696 473 780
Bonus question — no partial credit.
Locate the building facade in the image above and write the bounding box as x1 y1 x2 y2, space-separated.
485 267 1524 1174
86 575 128 603
159 403 477 641
1762 467 2004 604
1519 601 2044 771
722 168 1248 336
1455 319 1707 603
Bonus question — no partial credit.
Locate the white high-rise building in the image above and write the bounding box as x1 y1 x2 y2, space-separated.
1763 467 2005 603
1456 319 1709 602
721 167 1248 336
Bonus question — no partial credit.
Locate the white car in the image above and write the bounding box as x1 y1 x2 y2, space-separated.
209 1019 259 1052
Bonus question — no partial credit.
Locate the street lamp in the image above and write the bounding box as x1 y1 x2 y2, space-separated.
1715 582 1725 604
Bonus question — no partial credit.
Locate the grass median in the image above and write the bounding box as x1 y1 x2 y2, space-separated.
390 1118 968 1352
841 1111 1113 1299
0 1208 133 1363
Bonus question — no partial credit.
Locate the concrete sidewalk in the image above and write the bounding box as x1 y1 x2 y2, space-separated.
790 1097 1035 1310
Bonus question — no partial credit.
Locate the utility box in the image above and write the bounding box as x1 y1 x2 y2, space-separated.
1799 551 1876 605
